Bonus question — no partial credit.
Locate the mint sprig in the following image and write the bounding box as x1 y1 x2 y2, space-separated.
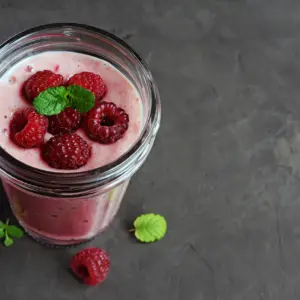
33 86 69 116
130 213 167 243
0 219 24 247
33 85 95 116
67 85 95 113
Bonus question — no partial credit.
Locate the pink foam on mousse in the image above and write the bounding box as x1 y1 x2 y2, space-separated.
0 51 144 172
0 52 144 244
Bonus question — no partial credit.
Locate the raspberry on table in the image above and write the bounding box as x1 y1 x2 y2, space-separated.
70 248 110 286
48 107 81 135
24 70 64 101
41 133 91 170
68 72 107 101
10 107 48 148
86 101 129 144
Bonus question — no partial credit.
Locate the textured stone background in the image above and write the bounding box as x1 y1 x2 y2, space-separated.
1 0 300 299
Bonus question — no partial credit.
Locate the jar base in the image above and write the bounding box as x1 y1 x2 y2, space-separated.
24 226 94 248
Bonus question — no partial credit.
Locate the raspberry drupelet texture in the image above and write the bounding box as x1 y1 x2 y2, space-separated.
86 101 129 144
10 107 48 148
48 107 81 135
70 248 110 286
24 70 64 101
68 72 107 101
41 133 91 170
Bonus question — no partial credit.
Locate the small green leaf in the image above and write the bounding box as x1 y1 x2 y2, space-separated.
0 228 4 238
0 220 5 229
133 213 167 243
4 235 14 247
7 225 24 238
33 86 69 116
67 85 95 113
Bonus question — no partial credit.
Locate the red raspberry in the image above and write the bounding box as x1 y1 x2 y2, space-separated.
86 101 129 144
24 70 64 101
68 72 107 101
70 248 110 286
48 107 81 135
10 108 48 148
42 133 91 170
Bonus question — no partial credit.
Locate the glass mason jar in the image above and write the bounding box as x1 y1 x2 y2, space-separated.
0 24 161 246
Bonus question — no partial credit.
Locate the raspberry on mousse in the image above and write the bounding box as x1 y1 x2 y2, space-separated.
24 70 64 101
41 133 91 170
10 107 48 148
86 101 129 144
48 107 81 135
68 72 107 101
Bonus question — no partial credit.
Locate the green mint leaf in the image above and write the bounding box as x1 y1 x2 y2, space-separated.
33 86 69 116
0 220 5 229
7 225 24 238
67 85 95 113
4 235 14 247
0 228 4 238
133 213 167 243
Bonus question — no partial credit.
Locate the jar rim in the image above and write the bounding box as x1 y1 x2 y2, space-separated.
0 23 161 196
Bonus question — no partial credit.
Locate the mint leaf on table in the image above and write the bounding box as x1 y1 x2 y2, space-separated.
4 235 14 247
33 86 69 116
67 85 95 113
33 85 95 116
131 213 167 243
7 225 24 238
0 219 24 247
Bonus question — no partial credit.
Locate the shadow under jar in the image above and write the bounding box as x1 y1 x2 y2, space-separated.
0 24 161 246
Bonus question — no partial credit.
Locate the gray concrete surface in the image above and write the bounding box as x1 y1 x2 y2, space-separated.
1 0 300 299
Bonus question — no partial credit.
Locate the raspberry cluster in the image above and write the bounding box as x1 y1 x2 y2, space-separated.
9 70 129 169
